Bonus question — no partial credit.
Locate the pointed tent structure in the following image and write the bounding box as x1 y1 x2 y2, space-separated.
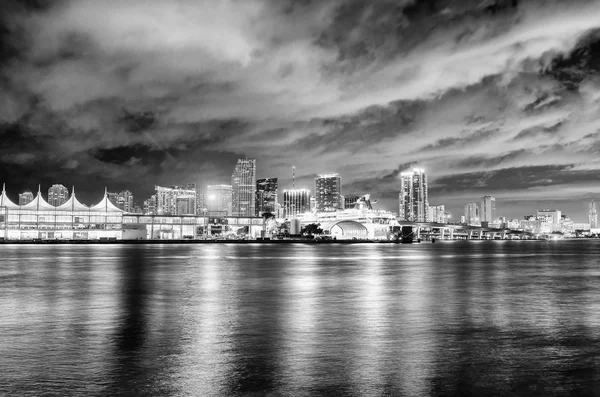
21 186 56 211
56 186 90 211
89 188 123 212
0 183 20 209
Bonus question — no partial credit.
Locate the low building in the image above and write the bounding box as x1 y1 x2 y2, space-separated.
320 220 368 240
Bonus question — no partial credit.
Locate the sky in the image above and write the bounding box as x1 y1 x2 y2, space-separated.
1 0 600 221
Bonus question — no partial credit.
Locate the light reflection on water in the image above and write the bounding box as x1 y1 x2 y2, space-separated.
1 241 600 396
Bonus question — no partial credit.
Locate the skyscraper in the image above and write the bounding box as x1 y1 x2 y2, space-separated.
315 174 342 212
464 203 479 225
48 184 69 206
398 168 428 222
207 184 233 215
255 178 278 216
117 190 134 212
481 196 496 223
428 204 446 223
19 191 34 206
283 189 311 218
590 201 597 229
143 194 157 215
231 158 256 217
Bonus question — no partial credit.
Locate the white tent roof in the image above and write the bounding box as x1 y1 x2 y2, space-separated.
55 190 89 211
0 184 19 209
89 190 123 213
20 191 56 211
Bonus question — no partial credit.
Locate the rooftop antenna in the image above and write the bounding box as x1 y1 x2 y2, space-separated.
292 166 296 189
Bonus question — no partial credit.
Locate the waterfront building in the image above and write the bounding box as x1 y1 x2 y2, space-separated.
399 168 428 222
48 184 69 207
255 178 278 216
19 191 33 206
0 184 264 240
464 202 479 225
315 174 342 212
428 204 446 223
231 158 256 217
207 184 233 215
283 188 311 218
196 187 206 215
481 196 496 223
573 222 591 231
589 201 597 229
460 215 466 224
536 209 562 231
155 184 197 215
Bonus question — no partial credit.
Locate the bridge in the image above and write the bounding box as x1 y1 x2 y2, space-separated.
393 222 537 240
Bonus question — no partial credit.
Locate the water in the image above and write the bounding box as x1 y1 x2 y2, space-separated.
1 241 600 396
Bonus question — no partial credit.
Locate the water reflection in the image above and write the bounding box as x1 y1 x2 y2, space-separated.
1 242 600 396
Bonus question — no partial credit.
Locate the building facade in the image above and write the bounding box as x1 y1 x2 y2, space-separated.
590 201 597 229
481 196 496 223
48 184 69 207
315 174 342 212
19 191 34 206
117 190 134 212
464 202 479 225
283 189 311 219
399 168 428 222
144 195 157 215
536 209 562 231
428 204 446 224
207 184 233 215
231 158 256 217
255 178 278 216
155 185 197 215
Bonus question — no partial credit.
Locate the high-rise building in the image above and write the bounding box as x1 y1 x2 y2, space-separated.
143 194 157 215
155 185 197 215
231 159 256 217
315 174 342 212
117 190 134 212
176 196 195 215
398 168 428 222
48 184 69 207
207 184 233 215
196 186 206 214
344 194 374 210
283 189 311 218
428 204 446 223
19 191 34 206
255 178 278 216
481 196 496 223
464 203 479 225
590 201 597 229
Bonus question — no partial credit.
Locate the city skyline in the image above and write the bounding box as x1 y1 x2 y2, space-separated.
2 1 600 221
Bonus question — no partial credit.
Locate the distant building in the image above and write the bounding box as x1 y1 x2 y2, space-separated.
143 195 157 215
481 196 496 223
589 201 597 229
255 178 278 216
283 188 311 218
196 187 206 214
117 190 134 212
48 184 70 207
399 168 428 222
19 191 34 206
464 202 479 225
107 192 119 206
428 205 446 223
460 215 466 224
537 209 562 232
154 184 197 215
176 196 195 215
315 174 342 212
207 184 233 215
231 158 256 217
344 194 374 210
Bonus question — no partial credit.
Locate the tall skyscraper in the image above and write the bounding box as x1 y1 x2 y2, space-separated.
155 185 197 215
464 203 479 225
590 201 597 229
19 191 34 206
481 196 496 223
315 174 342 212
231 158 256 217
117 190 134 212
207 184 233 215
398 168 428 222
255 178 278 216
283 189 311 218
428 204 446 223
48 184 69 206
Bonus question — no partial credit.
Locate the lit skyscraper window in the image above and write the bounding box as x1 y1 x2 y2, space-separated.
232 158 256 217
315 174 342 212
